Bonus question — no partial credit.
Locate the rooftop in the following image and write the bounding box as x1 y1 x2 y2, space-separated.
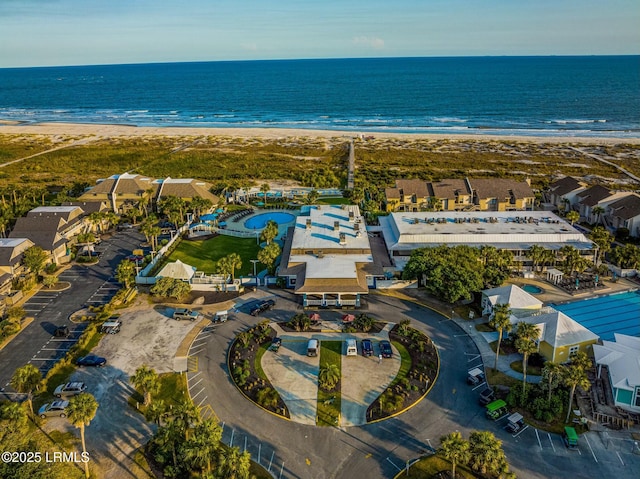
0 238 31 248
290 205 370 252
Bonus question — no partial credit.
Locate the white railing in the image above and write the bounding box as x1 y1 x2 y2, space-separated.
305 300 323 306
340 300 357 306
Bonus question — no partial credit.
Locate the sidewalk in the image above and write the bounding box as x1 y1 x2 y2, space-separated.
451 313 542 384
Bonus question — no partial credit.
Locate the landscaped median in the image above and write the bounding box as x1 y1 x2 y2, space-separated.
316 341 342 426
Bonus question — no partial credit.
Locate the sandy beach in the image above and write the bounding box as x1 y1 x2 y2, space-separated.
1 121 639 145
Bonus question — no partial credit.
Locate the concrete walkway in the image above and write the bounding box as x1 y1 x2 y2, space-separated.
262 322 401 426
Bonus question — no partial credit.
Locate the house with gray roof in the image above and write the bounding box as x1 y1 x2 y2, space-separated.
606 194 640 237
9 216 68 263
593 334 640 413
0 238 35 294
471 178 535 211
547 176 587 211
429 178 473 211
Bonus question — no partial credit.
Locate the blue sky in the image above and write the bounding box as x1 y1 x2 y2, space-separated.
1 0 638 67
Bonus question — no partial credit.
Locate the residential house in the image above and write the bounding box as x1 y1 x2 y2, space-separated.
428 178 474 211
79 173 159 214
471 178 535 211
279 205 383 307
481 284 543 318
62 201 110 216
605 194 640 237
156 178 219 208
0 238 35 294
593 334 640 413
515 308 599 363
27 206 85 239
547 176 587 211
384 179 430 212
574 185 631 223
9 216 69 264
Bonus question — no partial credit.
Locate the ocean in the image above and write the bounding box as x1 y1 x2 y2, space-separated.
0 56 638 138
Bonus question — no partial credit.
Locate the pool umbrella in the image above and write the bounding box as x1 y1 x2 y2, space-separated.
342 314 355 323
309 313 321 321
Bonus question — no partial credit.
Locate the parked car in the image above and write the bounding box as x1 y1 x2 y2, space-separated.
380 340 393 358
38 400 69 418
563 426 579 449
250 299 276 316
478 387 495 406
125 254 144 263
100 320 121 334
361 339 374 356
54 382 87 398
76 355 107 367
505 412 526 433
117 223 134 231
173 308 200 321
467 367 485 386
53 325 70 338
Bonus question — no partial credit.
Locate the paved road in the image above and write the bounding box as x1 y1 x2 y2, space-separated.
0 228 144 398
188 291 640 479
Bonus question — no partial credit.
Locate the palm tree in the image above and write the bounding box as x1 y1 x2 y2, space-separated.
591 205 605 225
260 183 270 207
66 393 99 478
514 322 540 396
172 399 200 440
566 210 580 225
10 364 42 419
589 226 613 267
439 431 470 479
227 253 242 282
146 399 167 426
563 363 591 423
216 446 251 479
489 303 512 372
116 260 136 288
130 365 160 407
318 364 340 391
182 418 222 474
468 430 507 477
527 245 546 273
542 361 564 406
260 220 279 245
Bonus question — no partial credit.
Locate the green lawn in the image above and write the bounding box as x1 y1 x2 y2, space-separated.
317 340 342 427
403 454 478 478
509 359 543 376
318 196 349 205
167 235 261 276
389 340 412 388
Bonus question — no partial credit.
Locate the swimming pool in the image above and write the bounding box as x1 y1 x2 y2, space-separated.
551 290 640 341
521 284 543 294
244 212 296 230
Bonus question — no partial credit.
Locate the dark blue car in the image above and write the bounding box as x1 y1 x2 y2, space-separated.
77 355 107 367
380 340 393 358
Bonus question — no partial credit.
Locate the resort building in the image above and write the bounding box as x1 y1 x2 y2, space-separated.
79 173 218 214
27 206 86 238
377 211 594 270
0 238 35 294
384 178 534 212
279 205 383 308
547 176 587 211
481 284 543 318
593 334 640 413
605 194 640 237
574 185 631 224
384 179 430 212
514 307 599 363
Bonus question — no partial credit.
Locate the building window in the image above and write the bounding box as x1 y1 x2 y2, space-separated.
635 387 640 408
289 278 296 285
569 345 579 356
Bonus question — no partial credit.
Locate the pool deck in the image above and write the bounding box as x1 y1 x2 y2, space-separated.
222 208 299 240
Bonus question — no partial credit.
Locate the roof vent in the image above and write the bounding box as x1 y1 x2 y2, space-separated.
339 233 346 245
334 221 340 231
306 218 312 230
348 211 355 222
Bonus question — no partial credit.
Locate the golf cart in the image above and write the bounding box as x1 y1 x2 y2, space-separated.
213 310 228 323
505 412 525 433
467 367 485 386
563 426 579 449
485 399 508 420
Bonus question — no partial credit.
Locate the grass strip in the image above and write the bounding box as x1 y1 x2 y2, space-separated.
389 340 412 388
254 342 270 381
316 340 342 426
402 454 478 479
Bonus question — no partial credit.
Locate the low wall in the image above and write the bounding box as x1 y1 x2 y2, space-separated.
375 279 417 289
608 265 637 278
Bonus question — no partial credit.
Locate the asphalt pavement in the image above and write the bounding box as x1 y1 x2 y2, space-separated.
0 228 145 398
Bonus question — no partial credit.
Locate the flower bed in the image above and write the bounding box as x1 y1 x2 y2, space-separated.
367 324 439 422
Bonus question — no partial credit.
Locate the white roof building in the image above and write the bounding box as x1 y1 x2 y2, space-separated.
279 205 382 308
481 284 544 317
156 260 196 281
378 211 594 269
593 334 640 413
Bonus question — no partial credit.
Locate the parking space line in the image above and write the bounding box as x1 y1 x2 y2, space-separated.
616 451 624 466
190 347 205 356
189 371 201 380
41 348 71 352
472 382 486 391
512 425 529 438
197 396 208 408
547 433 556 453
192 387 205 400
535 429 543 451
584 435 598 463
386 457 402 472
189 378 203 391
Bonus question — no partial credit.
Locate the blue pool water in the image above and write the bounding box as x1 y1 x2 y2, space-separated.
521 284 543 294
244 212 296 230
552 291 640 341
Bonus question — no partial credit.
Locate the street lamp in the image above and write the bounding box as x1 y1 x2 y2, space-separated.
255 231 260 245
250 259 259 287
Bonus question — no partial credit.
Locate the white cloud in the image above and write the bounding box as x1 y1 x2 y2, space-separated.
353 36 384 50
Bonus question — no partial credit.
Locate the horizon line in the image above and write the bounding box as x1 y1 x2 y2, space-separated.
1 53 639 70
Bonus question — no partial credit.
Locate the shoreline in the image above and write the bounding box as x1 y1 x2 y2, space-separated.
1 121 640 145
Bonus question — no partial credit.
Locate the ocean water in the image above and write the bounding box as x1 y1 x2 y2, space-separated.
0 56 639 138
